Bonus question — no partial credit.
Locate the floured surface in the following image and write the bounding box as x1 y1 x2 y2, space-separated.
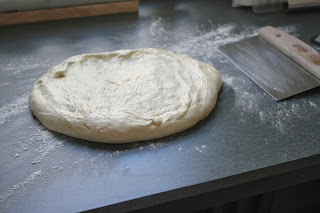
1 1 320 212
30 48 221 143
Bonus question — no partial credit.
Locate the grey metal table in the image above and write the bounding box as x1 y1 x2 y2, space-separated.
1 1 320 212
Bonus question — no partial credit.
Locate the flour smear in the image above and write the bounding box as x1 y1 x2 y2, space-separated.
0 170 41 212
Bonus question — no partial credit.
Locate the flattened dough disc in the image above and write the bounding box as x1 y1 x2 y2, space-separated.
30 48 221 143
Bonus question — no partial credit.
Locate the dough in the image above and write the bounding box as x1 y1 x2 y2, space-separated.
29 48 221 143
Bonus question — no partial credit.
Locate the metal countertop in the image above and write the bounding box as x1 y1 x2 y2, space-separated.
1 0 320 212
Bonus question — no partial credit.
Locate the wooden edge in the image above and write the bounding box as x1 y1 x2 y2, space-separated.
259 26 320 79
0 0 139 26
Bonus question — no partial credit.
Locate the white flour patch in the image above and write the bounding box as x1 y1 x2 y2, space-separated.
169 23 258 64
224 73 310 133
223 75 263 113
193 145 207 153
0 170 41 203
147 17 298 65
0 55 53 75
90 152 104 164
0 82 10 88
149 17 165 36
259 100 313 133
31 129 62 165
1 56 39 74
13 136 31 158
171 144 184 152
148 142 164 150
0 95 29 125
114 150 121 156
12 128 38 160
309 101 319 109
71 158 83 167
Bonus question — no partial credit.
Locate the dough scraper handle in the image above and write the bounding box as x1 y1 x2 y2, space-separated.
259 26 320 79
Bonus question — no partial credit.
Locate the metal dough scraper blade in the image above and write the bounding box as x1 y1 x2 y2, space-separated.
219 26 320 101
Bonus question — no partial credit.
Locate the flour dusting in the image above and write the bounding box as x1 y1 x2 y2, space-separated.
0 55 52 75
169 23 258 64
223 74 315 133
0 95 29 125
193 145 207 153
0 170 41 203
309 101 319 109
31 129 62 164
223 75 263 113
149 17 165 36
148 142 164 150
11 126 62 165
0 82 10 88
71 159 83 166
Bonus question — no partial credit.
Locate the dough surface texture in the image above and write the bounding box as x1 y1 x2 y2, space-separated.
30 48 221 143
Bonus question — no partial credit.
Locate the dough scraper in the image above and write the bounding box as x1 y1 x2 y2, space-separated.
219 26 320 101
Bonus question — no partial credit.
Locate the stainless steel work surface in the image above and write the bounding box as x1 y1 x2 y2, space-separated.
1 0 320 212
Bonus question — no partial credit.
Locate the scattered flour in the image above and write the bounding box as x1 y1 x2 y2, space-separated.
193 145 207 153
71 159 83 166
0 82 10 88
0 170 41 203
90 152 104 163
223 75 263 113
169 23 258 64
148 142 164 150
0 95 29 125
0 55 52 75
309 101 319 109
11 127 63 165
149 17 165 36
31 129 62 164
170 143 207 153
223 74 317 133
